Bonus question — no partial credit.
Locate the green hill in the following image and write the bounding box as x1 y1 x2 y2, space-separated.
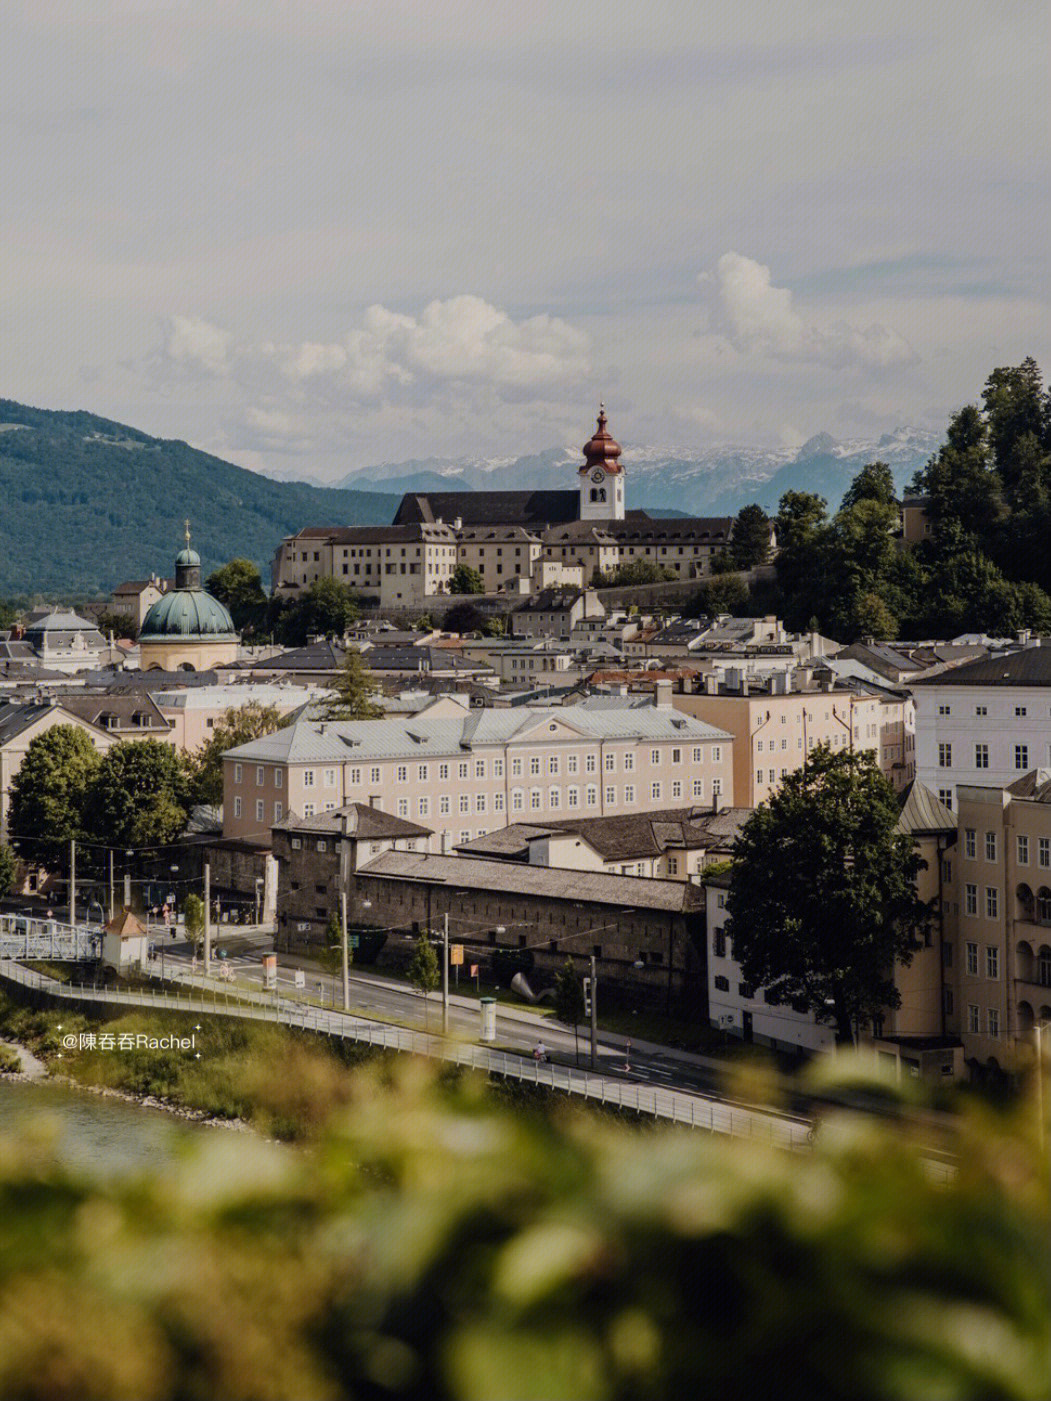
0 400 399 596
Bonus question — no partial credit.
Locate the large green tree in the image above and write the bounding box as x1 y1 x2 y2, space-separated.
206 558 268 634
449 564 485 595
190 701 285 808
315 649 384 722
724 747 931 1045
729 503 772 569
8 725 101 872
274 577 360 646
408 931 440 1028
86 740 191 850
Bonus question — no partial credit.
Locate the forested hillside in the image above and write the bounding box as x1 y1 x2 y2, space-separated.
0 400 399 595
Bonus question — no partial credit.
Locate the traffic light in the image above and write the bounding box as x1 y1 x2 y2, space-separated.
582 976 592 1017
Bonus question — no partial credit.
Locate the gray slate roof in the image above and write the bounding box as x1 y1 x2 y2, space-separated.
274 802 432 839
457 805 749 863
223 705 733 765
911 646 1051 687
358 849 704 912
895 780 956 836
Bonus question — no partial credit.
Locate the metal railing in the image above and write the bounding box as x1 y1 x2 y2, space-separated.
0 915 101 962
0 958 814 1149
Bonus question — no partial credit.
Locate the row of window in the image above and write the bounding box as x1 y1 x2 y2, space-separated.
234 747 725 792
232 798 284 824
967 1005 1000 1037
939 743 1033 769
388 778 724 820
963 940 1000 977
936 703 1034 717
963 828 1051 868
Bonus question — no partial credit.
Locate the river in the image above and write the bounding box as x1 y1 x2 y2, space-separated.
0 1077 236 1177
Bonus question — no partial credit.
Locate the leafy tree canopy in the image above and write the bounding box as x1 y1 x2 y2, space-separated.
190 701 286 808
450 564 485 595
0 843 18 898
724 746 931 1044
87 740 191 851
8 725 102 872
274 577 361 646
206 558 268 634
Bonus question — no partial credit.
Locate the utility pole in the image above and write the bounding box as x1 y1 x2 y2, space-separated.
124 850 132 912
442 910 450 1036
340 888 350 1012
108 849 115 922
69 839 75 928
590 953 598 1069
203 862 211 975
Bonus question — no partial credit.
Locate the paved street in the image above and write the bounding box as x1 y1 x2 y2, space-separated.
157 933 789 1112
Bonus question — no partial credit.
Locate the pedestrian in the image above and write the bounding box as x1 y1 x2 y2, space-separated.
533 1040 548 1062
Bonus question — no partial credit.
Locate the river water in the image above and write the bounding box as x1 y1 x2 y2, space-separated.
0 1077 229 1177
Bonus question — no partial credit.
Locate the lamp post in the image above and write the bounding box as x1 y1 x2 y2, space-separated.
124 849 134 912
169 865 179 941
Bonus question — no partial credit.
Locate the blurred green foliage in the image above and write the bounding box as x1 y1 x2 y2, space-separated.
0 1015 1047 1399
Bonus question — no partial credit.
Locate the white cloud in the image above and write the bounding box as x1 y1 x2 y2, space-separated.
283 295 590 399
704 253 916 368
163 315 232 375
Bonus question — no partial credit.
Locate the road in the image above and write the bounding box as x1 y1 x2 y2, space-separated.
155 933 778 1109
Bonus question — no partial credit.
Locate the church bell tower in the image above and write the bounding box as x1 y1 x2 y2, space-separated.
578 404 625 521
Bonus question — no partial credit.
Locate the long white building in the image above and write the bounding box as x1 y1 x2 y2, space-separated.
221 697 734 850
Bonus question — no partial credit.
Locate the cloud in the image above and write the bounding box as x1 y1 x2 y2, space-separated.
703 252 916 368
162 315 233 376
283 295 590 398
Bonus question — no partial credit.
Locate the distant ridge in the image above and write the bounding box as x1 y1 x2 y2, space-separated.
337 428 942 518
0 400 399 596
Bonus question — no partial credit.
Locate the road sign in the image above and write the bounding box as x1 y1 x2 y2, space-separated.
469 964 479 977
450 943 464 966
293 969 305 989
349 936 360 949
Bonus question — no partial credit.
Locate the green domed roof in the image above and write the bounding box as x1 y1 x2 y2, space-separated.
175 547 201 568
140 588 237 641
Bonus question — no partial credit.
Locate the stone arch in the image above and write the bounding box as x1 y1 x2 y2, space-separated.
1039 944 1051 988
179 661 196 672
1018 1000 1035 1033
1040 1004 1051 1022
589 487 606 503
1038 886 1051 924
1016 882 1035 920
1017 939 1035 981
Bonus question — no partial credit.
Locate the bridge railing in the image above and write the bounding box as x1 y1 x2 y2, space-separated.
0 957 816 1150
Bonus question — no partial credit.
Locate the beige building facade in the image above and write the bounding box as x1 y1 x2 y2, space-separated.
222 706 734 849
272 523 459 607
672 679 886 808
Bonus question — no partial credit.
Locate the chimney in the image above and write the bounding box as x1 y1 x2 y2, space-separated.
654 679 672 709
712 792 724 813
704 673 719 695
453 516 463 531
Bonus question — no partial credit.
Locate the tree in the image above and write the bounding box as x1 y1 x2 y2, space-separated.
729 504 772 569
0 842 18 898
183 893 205 949
553 958 586 1065
8 725 102 873
317 913 349 980
93 608 139 641
840 461 896 511
683 575 749 618
274 578 360 646
206 558 268 633
315 649 384 722
450 564 485 595
595 560 677 587
86 740 191 850
408 931 440 1028
442 601 487 635
724 746 931 1045
190 702 285 808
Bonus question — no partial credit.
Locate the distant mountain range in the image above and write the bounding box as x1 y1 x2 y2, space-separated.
0 400 399 597
336 427 942 518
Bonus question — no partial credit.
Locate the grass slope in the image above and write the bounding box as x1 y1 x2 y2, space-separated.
0 399 400 595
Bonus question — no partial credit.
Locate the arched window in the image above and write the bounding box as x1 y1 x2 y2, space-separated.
1039 945 1051 987
1017 883 1035 920
1018 1000 1035 1032
1037 887 1051 925
1017 940 1035 982
589 487 607 503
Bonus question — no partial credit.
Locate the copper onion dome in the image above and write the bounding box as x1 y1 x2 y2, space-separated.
581 403 623 474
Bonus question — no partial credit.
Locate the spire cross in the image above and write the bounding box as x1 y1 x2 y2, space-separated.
184 519 192 549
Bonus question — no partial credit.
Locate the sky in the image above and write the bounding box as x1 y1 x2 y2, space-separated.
2 1 1048 480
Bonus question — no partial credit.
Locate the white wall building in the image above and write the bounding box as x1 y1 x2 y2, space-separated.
912 645 1051 810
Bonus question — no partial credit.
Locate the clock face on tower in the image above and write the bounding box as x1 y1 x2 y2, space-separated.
591 469 605 483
